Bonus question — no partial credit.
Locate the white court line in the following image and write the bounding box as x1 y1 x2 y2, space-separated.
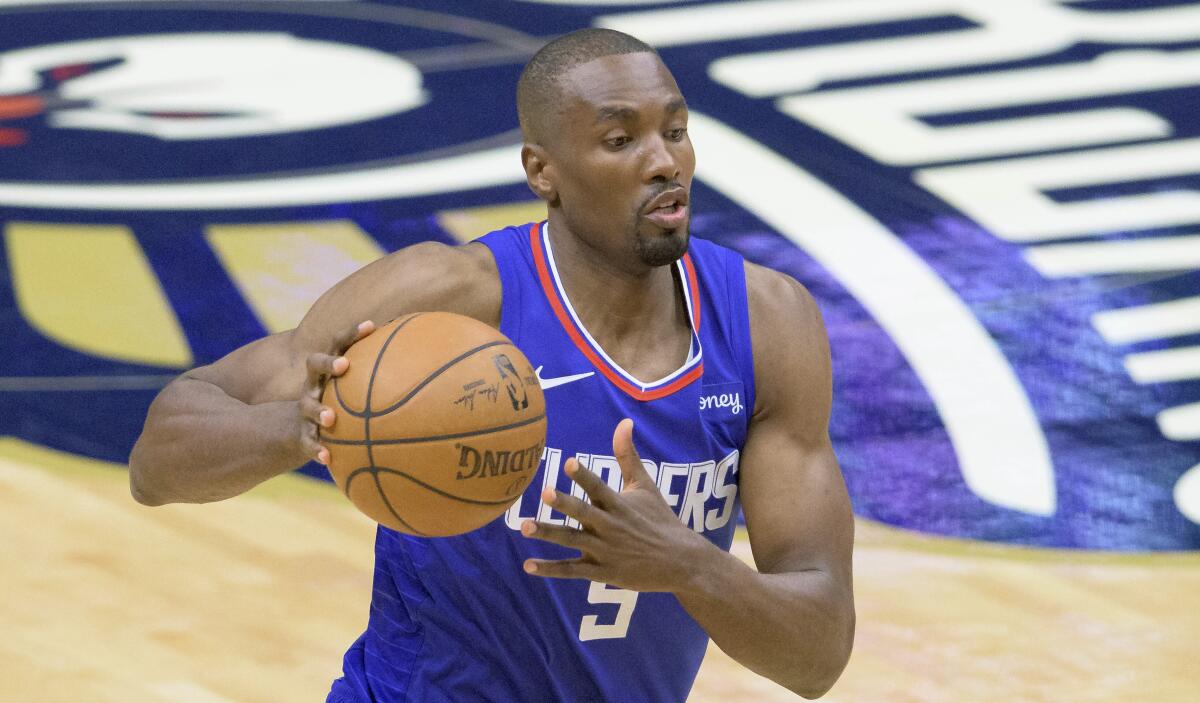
1159 402 1200 442
0 145 524 210
0 375 178 391
1092 296 1200 345
1026 235 1200 277
1125 346 1200 385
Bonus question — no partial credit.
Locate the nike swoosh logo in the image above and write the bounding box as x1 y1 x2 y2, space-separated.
535 366 595 390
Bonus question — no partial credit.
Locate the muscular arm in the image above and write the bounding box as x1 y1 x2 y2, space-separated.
672 263 855 697
128 241 500 506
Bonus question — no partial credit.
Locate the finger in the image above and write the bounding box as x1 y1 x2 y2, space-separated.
520 519 597 552
300 430 325 463
564 457 619 509
333 320 374 354
304 353 345 399
523 557 600 581
612 418 654 489
300 395 334 429
541 487 605 528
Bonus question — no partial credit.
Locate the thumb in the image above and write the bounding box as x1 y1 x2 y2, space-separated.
612 418 653 489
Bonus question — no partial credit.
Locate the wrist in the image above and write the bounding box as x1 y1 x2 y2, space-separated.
258 399 312 468
671 531 738 598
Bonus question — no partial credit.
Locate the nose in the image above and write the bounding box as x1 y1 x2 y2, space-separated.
642 134 679 184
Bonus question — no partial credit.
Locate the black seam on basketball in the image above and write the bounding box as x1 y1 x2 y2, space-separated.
342 464 364 499
372 469 428 536
365 314 423 467
332 314 422 417
367 466 524 506
366 339 512 419
322 413 546 446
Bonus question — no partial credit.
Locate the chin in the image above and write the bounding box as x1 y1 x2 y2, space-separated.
635 226 690 268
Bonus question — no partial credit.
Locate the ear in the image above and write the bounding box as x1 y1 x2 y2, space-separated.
522 143 558 206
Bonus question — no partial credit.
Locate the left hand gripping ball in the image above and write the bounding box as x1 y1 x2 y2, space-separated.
320 312 546 536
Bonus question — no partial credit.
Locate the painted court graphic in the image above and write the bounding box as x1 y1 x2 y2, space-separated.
3 3 1200 702
1 0 1197 553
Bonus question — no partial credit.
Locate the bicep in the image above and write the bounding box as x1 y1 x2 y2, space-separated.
739 265 853 582
739 420 853 583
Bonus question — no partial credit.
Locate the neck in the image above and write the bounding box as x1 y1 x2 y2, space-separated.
544 217 689 355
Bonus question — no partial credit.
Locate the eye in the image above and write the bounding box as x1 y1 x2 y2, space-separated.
604 135 632 150
666 127 687 141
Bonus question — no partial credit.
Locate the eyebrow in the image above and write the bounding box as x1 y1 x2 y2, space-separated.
593 98 688 124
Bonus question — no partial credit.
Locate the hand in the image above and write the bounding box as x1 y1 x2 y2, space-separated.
520 418 713 592
298 320 375 465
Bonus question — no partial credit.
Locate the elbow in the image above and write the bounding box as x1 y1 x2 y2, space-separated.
129 466 167 506
792 656 851 700
793 603 856 699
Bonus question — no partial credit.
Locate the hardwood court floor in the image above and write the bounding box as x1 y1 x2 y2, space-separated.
2 439 1197 703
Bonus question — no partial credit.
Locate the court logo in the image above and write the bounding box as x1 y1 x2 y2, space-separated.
0 33 426 143
0 2 538 209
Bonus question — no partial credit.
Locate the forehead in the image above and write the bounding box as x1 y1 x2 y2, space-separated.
557 52 684 117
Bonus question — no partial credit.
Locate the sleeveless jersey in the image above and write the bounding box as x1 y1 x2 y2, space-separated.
328 221 756 703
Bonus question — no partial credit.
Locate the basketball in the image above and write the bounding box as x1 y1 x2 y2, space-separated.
320 312 546 536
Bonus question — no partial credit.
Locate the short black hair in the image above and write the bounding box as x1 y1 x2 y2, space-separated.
516 28 657 143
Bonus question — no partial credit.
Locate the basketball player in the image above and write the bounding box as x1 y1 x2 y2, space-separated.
129 29 855 701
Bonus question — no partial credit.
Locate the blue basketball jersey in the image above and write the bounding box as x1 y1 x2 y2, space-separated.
328 221 756 703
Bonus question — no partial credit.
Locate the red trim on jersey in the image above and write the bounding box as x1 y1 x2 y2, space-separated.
529 222 703 402
682 252 701 331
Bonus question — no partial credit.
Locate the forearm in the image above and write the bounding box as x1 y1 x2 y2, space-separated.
674 542 855 699
129 378 308 505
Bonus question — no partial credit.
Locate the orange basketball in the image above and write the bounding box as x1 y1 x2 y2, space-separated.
320 312 546 536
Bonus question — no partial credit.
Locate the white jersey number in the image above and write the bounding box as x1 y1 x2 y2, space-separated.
578 581 639 641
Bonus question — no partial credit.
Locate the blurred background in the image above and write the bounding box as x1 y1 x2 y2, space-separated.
2 0 1198 701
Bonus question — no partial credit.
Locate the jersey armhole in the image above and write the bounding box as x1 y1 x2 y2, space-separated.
475 226 526 343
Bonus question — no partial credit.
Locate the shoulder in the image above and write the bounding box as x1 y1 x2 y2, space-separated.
743 261 831 421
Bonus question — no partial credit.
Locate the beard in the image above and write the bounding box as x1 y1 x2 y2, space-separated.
634 228 689 267
632 211 690 268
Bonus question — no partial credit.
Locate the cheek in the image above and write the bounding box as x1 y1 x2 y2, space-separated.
678 140 697 180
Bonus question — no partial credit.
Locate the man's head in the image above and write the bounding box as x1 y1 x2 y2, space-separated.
517 29 695 271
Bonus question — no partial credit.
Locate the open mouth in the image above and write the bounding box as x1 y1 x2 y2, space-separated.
643 189 690 229
644 202 689 229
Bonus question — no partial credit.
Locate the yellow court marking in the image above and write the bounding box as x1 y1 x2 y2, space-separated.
206 221 385 333
437 200 547 243
5 222 191 367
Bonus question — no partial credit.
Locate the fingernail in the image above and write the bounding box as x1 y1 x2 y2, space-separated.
333 357 348 374
357 321 372 332
541 488 555 504
317 448 329 465
320 409 334 427
522 521 537 536
524 561 538 574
